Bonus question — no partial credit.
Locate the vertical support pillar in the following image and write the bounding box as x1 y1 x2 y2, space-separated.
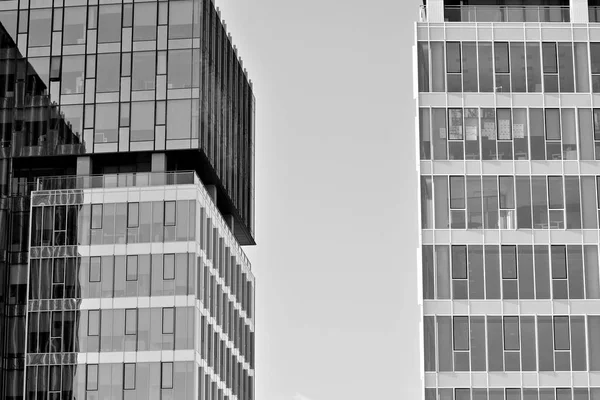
426 0 445 23
571 0 589 23
151 153 167 172
76 156 92 176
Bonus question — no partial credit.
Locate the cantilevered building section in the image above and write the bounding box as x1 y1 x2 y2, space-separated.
417 1 600 399
0 0 256 399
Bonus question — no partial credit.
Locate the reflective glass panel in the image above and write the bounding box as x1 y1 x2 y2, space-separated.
134 3 157 41
132 52 156 91
98 5 122 43
130 102 155 142
96 54 121 92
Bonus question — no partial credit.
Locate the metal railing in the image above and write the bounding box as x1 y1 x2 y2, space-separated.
33 171 252 271
36 171 196 191
420 5 570 23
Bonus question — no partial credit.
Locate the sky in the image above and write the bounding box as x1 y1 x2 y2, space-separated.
214 0 422 399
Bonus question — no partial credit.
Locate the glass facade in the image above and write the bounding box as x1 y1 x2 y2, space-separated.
23 175 255 400
0 0 256 397
418 1 600 400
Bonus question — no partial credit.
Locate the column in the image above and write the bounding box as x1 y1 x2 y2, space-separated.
571 0 589 23
426 0 445 23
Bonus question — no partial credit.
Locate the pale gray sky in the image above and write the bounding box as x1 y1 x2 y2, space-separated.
215 0 421 398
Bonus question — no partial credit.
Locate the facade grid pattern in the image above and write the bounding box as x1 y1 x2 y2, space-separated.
417 1 600 400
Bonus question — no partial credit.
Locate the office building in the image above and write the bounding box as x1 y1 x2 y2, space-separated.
417 1 600 399
0 0 255 398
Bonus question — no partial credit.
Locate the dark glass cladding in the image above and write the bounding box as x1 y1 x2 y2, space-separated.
0 0 255 245
198 0 256 245
0 20 83 400
0 0 257 397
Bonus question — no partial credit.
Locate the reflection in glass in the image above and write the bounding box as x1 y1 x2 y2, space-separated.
462 42 477 92
169 0 193 39
167 50 192 89
61 56 85 94
60 105 84 137
478 42 493 92
98 4 122 43
167 100 191 140
95 103 119 143
63 7 87 45
131 102 155 142
29 9 52 47
132 52 156 91
134 3 157 41
96 54 121 93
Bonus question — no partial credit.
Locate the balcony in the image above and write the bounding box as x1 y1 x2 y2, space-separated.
420 5 570 23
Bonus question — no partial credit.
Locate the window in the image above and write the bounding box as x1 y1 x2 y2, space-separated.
462 42 478 92
123 364 136 390
53 259 65 284
120 103 130 127
453 317 470 371
548 176 565 228
502 246 518 299
167 50 192 89
50 57 61 81
452 245 467 299
554 316 571 370
88 310 100 336
162 308 174 334
98 4 122 43
479 42 494 92
503 317 520 351
575 42 590 93
89 257 101 283
128 203 139 228
169 0 193 39
526 43 542 92
86 364 99 391
448 108 464 160
543 43 559 92
161 362 173 389
88 5 97 29
552 245 568 299
63 7 87 45
130 102 155 142
95 104 119 143
449 176 465 229
61 56 85 94
123 4 133 27
446 42 462 92
125 309 137 335
122 53 132 77
29 9 52 47
165 201 176 226
495 42 510 92
134 3 157 41
418 42 430 93
0 11 17 40
166 99 192 140
453 316 469 351
510 42 526 92
593 43 600 92
96 54 121 93
164 254 175 280
558 43 575 93
132 52 156 91
126 256 138 281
